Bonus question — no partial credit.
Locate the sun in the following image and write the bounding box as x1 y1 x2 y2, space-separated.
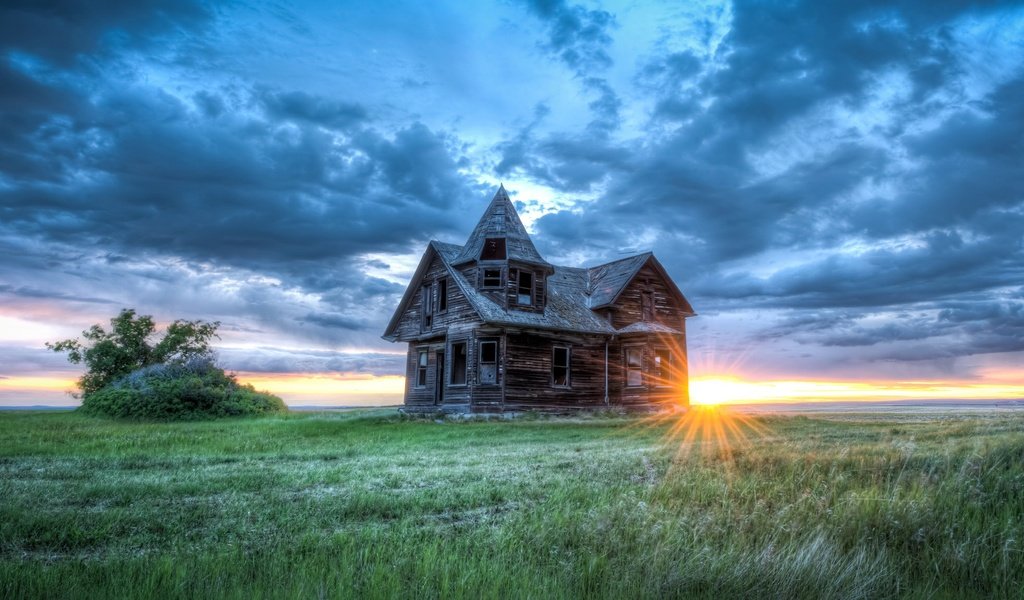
689 376 748 406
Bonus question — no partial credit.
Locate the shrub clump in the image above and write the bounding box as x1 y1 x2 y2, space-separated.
80 358 287 420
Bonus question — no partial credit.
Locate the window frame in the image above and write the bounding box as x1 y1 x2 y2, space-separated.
450 341 468 386
421 283 433 330
415 349 428 388
478 340 498 386
517 270 534 306
552 345 571 388
625 346 644 388
653 347 672 388
480 237 507 260
481 268 503 289
641 290 655 322
437 277 448 313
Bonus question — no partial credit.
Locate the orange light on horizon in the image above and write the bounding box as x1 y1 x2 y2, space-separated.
0 376 79 391
4 371 1023 408
689 375 1024 405
234 372 405 397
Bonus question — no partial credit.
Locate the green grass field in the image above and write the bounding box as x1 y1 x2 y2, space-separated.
1 408 1022 599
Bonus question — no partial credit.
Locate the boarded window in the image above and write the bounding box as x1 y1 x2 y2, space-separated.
479 340 497 385
416 350 428 387
482 268 502 288
653 349 672 387
480 238 507 260
451 342 467 385
552 346 570 387
626 347 643 387
421 284 433 329
437 278 448 312
517 271 533 306
641 291 654 321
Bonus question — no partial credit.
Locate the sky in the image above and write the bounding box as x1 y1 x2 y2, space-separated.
1 0 1023 406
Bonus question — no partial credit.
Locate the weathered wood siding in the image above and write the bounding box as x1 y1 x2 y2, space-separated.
609 333 688 407
503 332 607 409
393 253 480 342
506 263 546 313
610 262 689 331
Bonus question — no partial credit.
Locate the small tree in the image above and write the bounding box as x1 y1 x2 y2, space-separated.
47 308 220 396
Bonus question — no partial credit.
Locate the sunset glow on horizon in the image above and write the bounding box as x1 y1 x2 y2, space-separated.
4 370 1022 408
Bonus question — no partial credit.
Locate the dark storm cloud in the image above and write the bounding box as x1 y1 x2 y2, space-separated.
524 0 1024 365
0 0 211 66
0 1 492 366
0 284 114 305
217 347 404 377
257 88 368 130
300 312 367 331
502 0 624 178
0 79 477 275
523 0 615 73
2 0 1023 385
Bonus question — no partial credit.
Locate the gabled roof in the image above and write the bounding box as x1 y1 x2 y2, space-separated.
383 186 695 341
587 252 652 308
451 185 552 268
381 241 485 340
587 253 695 316
383 241 695 341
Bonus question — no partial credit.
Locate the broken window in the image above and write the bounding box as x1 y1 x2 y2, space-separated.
479 340 497 385
482 268 502 288
552 346 570 387
437 278 448 312
416 350 428 387
421 284 433 330
641 291 655 321
653 349 672 387
626 347 643 387
480 237 507 260
451 342 467 385
517 271 533 306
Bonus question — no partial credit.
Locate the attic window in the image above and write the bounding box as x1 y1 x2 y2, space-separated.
641 291 655 321
482 268 502 289
517 271 533 306
481 238 507 260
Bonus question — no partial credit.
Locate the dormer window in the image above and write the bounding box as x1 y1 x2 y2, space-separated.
482 268 502 288
481 238 506 260
517 271 533 306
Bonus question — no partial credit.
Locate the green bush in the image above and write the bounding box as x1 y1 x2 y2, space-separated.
80 358 287 420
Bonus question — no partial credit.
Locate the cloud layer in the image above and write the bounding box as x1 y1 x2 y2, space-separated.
1 0 1022 394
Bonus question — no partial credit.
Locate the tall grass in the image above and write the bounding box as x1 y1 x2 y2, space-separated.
1 409 1022 598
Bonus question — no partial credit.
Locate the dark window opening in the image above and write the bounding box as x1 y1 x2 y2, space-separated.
626 347 643 387
482 268 502 288
437 278 448 312
479 340 497 385
451 342 467 385
552 346 570 387
641 291 655 321
480 238 507 260
517 271 533 306
654 349 672 386
421 284 433 329
416 350 428 387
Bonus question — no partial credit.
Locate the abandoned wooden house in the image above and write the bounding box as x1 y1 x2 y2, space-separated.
382 185 696 413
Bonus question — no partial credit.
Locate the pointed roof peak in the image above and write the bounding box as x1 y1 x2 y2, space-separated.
452 185 551 268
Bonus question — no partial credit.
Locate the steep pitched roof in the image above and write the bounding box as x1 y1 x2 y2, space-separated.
587 252 652 308
381 241 484 340
451 185 552 268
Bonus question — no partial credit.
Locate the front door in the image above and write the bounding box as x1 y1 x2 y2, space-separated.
435 351 445 405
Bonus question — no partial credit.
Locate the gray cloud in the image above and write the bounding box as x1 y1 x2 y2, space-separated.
1 0 1022 386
